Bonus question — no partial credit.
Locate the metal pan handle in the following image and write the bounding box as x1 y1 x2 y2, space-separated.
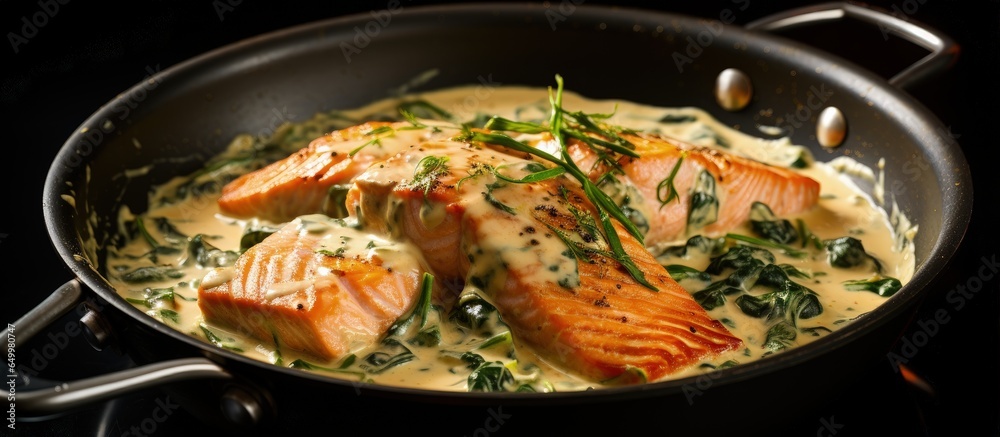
6 280 236 422
745 1 960 89
2 280 83 345
17 357 232 419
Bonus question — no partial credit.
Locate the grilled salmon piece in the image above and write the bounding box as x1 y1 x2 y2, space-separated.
197 214 426 361
348 139 743 383
217 121 440 223
566 132 821 245
465 178 743 383
347 140 485 285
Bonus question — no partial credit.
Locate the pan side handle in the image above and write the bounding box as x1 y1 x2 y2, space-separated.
17 357 232 419
2 280 83 345
745 1 960 89
5 279 241 423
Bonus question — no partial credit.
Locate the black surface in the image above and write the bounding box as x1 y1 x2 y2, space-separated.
2 1 998 436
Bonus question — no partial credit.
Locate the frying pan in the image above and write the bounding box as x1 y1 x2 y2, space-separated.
10 2 971 435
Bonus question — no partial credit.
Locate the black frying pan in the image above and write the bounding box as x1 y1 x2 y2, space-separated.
10 2 972 435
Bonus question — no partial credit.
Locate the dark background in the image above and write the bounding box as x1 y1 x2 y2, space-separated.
2 1 998 436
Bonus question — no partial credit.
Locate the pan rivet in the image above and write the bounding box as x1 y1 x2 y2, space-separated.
715 68 752 111
80 304 114 351
221 385 266 427
817 106 847 148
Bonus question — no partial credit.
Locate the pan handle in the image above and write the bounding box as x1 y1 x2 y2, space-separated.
1 279 83 345
17 357 232 419
745 1 960 89
6 280 236 421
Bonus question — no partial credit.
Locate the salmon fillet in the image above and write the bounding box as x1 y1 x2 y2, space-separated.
348 140 743 383
217 121 437 223
197 214 426 361
469 185 743 383
566 132 820 245
209 119 812 382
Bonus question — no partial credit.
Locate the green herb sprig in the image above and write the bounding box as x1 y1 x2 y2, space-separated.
459 75 656 290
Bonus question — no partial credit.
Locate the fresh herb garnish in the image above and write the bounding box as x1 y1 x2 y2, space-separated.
408 155 450 199
459 75 655 290
349 125 396 157
656 152 686 207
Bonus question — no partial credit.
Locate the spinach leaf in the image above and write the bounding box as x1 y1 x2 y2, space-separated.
289 358 366 379
762 321 797 353
658 114 697 123
186 234 239 268
239 223 281 252
153 217 189 245
468 361 515 392
321 184 353 218
843 276 902 297
362 338 416 374
687 170 719 231
449 292 501 333
749 202 798 245
665 264 711 282
825 236 883 272
653 235 726 262
734 265 822 323
120 266 184 284
124 286 196 309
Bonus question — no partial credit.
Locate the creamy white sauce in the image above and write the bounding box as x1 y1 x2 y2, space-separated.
106 85 915 392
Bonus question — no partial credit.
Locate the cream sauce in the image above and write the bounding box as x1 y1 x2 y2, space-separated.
106 85 915 392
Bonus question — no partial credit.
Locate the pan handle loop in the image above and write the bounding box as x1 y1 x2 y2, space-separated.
1 279 83 345
6 280 233 420
745 1 960 89
17 357 232 419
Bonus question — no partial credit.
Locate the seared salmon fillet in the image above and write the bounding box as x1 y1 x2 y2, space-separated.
566 132 821 245
348 139 744 383
197 214 426 361
210 117 809 382
479 205 743 383
217 121 442 223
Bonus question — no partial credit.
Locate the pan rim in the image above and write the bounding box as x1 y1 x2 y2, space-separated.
41 2 973 405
